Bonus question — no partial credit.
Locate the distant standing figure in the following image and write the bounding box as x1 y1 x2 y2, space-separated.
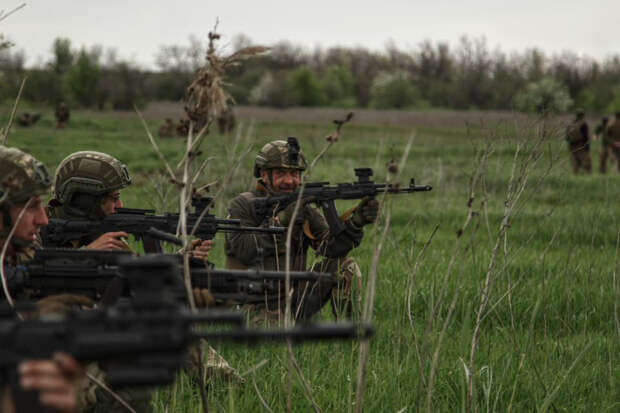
605 112 620 173
158 118 175 138
55 102 70 128
565 111 591 174
218 107 236 134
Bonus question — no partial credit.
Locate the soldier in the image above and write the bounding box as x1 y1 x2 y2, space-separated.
176 119 189 137
225 138 378 320
46 151 211 258
606 112 620 173
157 118 175 138
55 102 71 128
0 146 84 413
565 111 592 174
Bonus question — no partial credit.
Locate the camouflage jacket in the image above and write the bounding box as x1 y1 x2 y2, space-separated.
224 184 364 271
0 239 38 299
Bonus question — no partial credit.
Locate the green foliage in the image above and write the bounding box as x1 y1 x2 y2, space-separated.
320 65 355 105
249 71 297 108
287 67 325 106
515 77 573 115
605 85 620 113
65 49 101 107
370 71 419 109
50 38 73 75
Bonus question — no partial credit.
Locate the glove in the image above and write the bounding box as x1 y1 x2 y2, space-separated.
276 199 312 228
193 288 215 308
34 294 95 317
351 196 379 228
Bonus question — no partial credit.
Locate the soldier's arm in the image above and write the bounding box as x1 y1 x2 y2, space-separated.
224 194 280 266
0 264 27 297
581 123 589 141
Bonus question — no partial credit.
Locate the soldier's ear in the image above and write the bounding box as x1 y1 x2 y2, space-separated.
259 169 271 184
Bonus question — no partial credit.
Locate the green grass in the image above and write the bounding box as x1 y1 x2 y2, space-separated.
3 107 620 412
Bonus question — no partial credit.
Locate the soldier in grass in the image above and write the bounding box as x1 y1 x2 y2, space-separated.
604 112 620 173
225 138 379 320
565 110 592 174
55 103 71 128
0 146 86 413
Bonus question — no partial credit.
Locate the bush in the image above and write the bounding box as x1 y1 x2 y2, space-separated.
514 77 572 115
370 71 419 109
287 67 325 106
321 65 355 105
249 71 297 108
65 50 100 107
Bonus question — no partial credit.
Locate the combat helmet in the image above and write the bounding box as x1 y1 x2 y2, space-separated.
253 137 307 178
0 146 52 206
53 151 131 204
0 146 52 242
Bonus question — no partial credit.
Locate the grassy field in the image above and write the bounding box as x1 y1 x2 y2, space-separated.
3 105 619 412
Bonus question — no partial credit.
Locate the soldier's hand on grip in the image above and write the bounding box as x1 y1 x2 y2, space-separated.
193 288 215 308
276 198 313 228
85 231 130 251
352 196 379 227
35 294 96 316
189 239 213 261
19 352 84 413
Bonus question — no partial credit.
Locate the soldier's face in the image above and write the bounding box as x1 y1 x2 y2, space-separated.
101 191 123 215
262 169 300 193
6 196 49 243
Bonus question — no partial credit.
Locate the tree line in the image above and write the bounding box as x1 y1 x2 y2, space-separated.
1 35 620 114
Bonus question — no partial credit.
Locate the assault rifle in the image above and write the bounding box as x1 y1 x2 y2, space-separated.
19 248 335 304
1 255 373 412
253 167 432 236
41 195 284 252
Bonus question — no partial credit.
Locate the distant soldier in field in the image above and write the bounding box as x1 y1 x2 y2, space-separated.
55 102 71 128
605 112 620 173
565 111 591 174
218 107 236 134
16 112 41 127
157 118 175 138
596 116 611 173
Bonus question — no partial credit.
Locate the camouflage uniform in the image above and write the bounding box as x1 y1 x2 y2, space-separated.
46 151 243 387
565 113 592 174
225 139 368 320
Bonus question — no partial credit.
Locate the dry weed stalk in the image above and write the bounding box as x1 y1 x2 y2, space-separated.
465 123 552 413
354 137 413 413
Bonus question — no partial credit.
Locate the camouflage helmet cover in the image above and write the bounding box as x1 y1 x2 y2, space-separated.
0 146 52 204
53 151 131 203
254 137 307 178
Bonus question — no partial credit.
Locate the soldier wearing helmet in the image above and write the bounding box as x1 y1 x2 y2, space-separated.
0 146 85 413
225 138 379 319
565 111 592 174
47 151 212 259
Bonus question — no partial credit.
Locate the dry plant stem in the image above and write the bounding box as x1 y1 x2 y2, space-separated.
85 372 136 413
2 76 27 145
466 142 533 413
135 106 179 184
355 137 412 413
0 3 25 23
286 342 323 413
178 125 210 413
251 376 274 413
0 197 32 309
175 122 211 170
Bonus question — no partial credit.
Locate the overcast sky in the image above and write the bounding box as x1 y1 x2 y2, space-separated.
2 0 619 69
